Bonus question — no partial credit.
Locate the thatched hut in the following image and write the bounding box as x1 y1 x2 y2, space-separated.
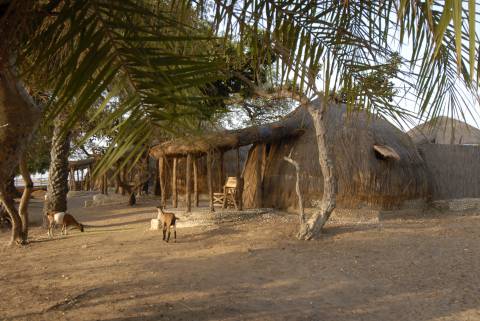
150 99 430 211
242 101 429 210
408 116 480 145
407 117 480 201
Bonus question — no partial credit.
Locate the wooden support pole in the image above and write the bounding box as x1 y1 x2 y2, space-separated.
207 151 214 212
103 174 108 195
172 157 178 208
88 165 93 191
193 157 198 207
236 147 243 210
69 168 74 191
154 159 161 195
219 151 224 186
121 167 127 195
255 145 263 208
159 157 166 207
186 154 192 213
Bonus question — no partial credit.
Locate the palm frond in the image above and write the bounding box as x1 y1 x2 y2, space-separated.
17 0 227 175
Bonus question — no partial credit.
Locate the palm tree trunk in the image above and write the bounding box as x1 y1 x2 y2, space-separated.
0 60 41 245
44 113 71 217
297 104 338 240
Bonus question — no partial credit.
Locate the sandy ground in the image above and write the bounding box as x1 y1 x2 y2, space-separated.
2 194 480 321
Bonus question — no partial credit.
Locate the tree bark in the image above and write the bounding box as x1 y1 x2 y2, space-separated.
44 112 71 217
5 173 20 198
19 155 33 237
185 154 192 213
297 104 337 240
0 59 42 245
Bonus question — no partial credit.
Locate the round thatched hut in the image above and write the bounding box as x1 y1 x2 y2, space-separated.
241 100 430 210
408 116 480 145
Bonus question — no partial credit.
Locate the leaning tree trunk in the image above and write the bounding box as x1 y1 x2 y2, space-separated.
0 60 42 245
297 104 338 240
19 155 33 238
43 113 72 219
5 173 20 198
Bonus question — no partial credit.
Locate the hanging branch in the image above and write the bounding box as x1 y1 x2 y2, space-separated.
283 148 305 226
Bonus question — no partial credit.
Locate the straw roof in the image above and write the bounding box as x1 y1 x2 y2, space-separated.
408 116 480 145
68 158 95 170
149 111 306 158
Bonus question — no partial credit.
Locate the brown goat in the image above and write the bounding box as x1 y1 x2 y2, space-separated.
156 206 177 242
46 211 84 237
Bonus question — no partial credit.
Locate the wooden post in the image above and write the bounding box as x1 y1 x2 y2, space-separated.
255 145 263 208
154 159 161 195
88 165 93 191
236 147 243 210
69 168 75 191
193 156 199 207
207 151 214 212
172 157 178 208
121 167 127 195
159 157 166 207
219 151 224 187
186 154 192 213
103 174 108 195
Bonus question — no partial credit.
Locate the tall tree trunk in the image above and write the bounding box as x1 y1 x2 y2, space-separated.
297 104 338 240
44 113 71 218
19 155 33 237
0 60 41 245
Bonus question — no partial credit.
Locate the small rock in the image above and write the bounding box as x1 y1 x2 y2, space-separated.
81 244 88 249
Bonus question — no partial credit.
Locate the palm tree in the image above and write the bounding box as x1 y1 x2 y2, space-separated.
43 112 71 218
0 0 478 244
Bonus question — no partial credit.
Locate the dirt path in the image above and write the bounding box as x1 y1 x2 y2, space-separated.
1 195 480 321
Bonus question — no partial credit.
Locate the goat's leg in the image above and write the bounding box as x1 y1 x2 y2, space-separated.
166 227 171 242
64 225 68 235
162 224 166 241
173 224 177 243
48 223 55 238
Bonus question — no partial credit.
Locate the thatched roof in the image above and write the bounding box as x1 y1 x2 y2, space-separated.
241 100 429 210
408 116 480 145
149 110 306 158
68 158 95 170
